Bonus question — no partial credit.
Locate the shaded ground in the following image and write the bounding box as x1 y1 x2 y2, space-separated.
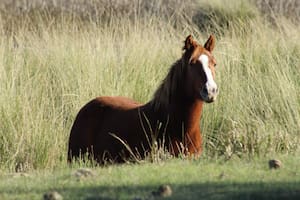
1 178 300 200
41 182 300 200
0 157 299 200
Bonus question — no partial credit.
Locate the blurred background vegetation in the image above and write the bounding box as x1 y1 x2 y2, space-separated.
0 0 299 33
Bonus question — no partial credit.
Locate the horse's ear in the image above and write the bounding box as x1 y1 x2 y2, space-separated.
183 35 197 51
204 35 215 52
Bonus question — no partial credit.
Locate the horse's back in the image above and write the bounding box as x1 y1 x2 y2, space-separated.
68 96 142 162
96 96 142 110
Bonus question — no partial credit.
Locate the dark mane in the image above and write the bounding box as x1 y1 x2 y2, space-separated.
151 58 186 110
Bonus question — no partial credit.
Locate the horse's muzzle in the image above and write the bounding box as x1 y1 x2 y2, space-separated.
200 85 218 103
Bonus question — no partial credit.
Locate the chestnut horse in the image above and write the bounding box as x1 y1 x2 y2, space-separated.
68 35 218 163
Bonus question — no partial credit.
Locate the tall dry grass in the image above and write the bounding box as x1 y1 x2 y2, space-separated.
0 0 299 171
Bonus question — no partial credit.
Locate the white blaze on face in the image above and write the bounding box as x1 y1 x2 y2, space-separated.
198 54 217 94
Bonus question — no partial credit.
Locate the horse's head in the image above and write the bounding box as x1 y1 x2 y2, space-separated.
183 35 218 103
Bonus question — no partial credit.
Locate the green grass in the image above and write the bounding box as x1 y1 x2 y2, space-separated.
0 0 299 172
0 156 299 200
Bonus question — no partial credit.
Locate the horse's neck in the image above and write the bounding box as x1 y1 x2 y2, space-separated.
183 100 203 132
173 99 204 136
143 99 203 137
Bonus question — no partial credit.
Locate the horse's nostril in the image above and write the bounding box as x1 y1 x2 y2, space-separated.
212 87 218 94
202 87 208 95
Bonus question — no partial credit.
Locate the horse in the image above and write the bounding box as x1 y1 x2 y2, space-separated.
68 35 218 164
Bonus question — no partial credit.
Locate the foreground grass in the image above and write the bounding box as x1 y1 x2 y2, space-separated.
0 156 299 200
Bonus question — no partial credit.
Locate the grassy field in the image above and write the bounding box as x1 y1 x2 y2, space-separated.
1 0 299 170
0 155 299 200
0 0 299 199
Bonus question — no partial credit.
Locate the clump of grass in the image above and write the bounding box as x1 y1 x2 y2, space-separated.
192 0 258 34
